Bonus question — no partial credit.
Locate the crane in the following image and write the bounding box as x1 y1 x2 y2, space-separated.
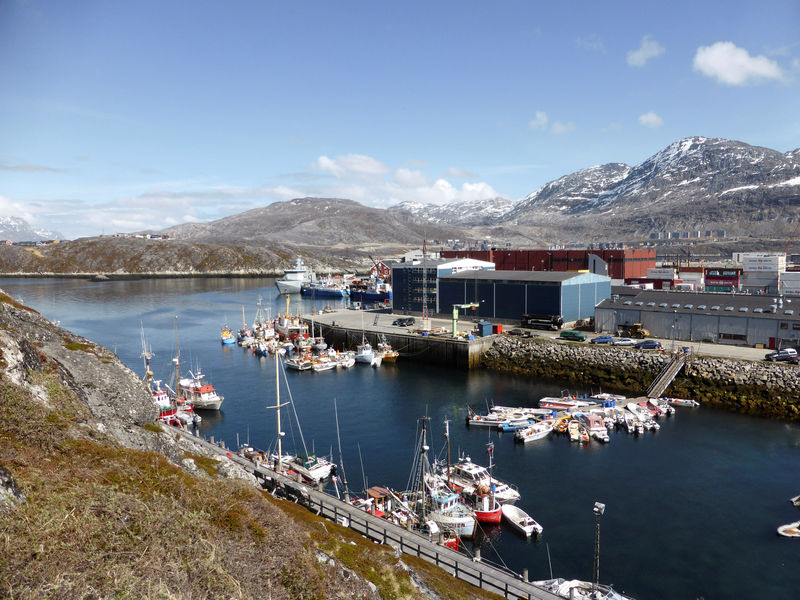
452 303 479 338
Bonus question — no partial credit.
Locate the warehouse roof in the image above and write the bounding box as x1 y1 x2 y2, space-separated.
597 289 800 320
442 270 592 283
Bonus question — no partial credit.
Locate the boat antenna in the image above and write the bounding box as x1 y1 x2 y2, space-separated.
547 543 553 579
334 398 349 502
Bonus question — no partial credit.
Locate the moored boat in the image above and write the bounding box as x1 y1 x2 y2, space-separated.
663 397 700 407
178 368 224 410
276 257 315 294
514 420 554 443
443 455 520 505
220 324 236 345
777 521 800 537
501 503 543 537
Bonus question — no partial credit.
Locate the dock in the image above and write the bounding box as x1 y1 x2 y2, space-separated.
169 425 560 600
307 308 496 369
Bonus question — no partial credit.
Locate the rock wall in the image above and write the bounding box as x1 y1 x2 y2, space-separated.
483 336 800 420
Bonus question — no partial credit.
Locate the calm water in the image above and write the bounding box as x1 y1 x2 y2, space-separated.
3 277 800 600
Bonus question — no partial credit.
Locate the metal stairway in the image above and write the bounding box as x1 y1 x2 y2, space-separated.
646 354 687 398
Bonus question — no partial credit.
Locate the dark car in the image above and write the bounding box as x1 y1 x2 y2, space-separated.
590 335 614 344
392 317 415 327
765 348 798 362
635 340 663 350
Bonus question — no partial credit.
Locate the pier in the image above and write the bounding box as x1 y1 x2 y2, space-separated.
307 308 497 369
171 425 560 600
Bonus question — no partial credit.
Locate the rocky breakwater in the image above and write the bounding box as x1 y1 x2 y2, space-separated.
0 292 456 599
483 336 800 420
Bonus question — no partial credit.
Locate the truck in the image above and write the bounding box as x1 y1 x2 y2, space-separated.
521 313 564 331
617 323 650 339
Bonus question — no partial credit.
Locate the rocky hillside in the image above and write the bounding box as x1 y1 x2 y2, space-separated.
0 236 373 275
159 197 462 250
505 137 800 240
0 293 496 599
389 197 515 227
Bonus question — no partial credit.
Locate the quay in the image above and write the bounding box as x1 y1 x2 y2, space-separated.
307 308 496 369
169 425 560 600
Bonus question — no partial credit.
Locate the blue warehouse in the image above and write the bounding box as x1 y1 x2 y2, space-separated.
438 270 612 323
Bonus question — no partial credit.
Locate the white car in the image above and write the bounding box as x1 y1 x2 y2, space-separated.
612 337 636 346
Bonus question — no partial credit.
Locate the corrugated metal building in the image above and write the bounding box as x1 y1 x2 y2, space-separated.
391 258 495 314
439 271 611 322
595 290 800 348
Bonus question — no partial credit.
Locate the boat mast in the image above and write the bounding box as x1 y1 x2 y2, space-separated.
420 417 429 521
172 316 181 398
444 419 451 488
487 441 495 502
140 322 153 391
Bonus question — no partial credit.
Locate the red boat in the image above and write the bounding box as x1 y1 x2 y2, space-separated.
467 488 502 523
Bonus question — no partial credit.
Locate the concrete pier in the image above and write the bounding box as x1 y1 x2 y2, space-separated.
306 308 497 369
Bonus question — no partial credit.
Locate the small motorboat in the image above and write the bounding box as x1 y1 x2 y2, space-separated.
501 504 543 537
514 420 554 443
777 521 800 537
663 397 700 407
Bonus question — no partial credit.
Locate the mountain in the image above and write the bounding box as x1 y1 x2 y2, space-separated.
0 216 63 242
158 197 463 251
389 197 515 226
508 137 800 239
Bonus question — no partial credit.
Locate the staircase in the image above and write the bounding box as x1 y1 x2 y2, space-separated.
646 354 687 398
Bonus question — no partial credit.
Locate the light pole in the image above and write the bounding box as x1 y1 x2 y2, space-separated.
671 309 677 352
592 502 605 593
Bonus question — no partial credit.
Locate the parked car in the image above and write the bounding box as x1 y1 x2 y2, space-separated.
765 348 798 362
612 337 636 346
392 317 415 327
635 339 663 350
558 330 587 342
589 335 614 344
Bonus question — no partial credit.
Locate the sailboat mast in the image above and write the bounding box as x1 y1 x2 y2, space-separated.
444 419 451 488
275 352 282 470
173 316 181 398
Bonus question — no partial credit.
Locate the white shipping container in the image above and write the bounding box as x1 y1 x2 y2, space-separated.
646 268 676 279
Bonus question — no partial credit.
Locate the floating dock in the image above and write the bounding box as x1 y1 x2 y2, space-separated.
307 309 496 369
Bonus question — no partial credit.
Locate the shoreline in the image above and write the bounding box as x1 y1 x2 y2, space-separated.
0 271 284 280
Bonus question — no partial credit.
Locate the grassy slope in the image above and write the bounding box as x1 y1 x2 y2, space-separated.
0 370 501 599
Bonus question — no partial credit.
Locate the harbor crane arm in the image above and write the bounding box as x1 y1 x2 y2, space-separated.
452 303 479 338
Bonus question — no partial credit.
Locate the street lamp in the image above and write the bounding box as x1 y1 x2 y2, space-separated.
671 309 677 352
592 502 605 593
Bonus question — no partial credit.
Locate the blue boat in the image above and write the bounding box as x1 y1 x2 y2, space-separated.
300 282 349 298
349 280 392 303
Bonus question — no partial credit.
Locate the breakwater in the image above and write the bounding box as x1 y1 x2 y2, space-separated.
483 336 800 420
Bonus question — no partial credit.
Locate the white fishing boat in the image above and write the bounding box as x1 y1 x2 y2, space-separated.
514 420 554 443
311 357 337 372
275 257 315 294
337 351 356 368
531 578 634 600
501 503 543 537
443 455 520 504
178 368 224 410
284 355 313 371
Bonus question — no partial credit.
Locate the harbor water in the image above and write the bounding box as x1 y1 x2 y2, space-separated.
3 276 800 600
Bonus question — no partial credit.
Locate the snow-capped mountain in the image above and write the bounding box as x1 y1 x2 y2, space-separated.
507 137 800 238
389 197 515 226
0 216 63 242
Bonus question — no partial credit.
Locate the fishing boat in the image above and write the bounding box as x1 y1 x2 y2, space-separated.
178 367 224 410
349 279 392 303
443 455 520 505
237 306 254 346
501 504 543 537
406 418 476 539
531 578 634 600
514 420 554 443
466 407 510 428
355 340 381 366
311 357 337 372
301 278 349 298
274 295 309 341
275 256 315 294
376 334 399 363
284 355 313 371
220 324 236 345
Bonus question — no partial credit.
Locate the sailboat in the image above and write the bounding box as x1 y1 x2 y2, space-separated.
265 356 336 484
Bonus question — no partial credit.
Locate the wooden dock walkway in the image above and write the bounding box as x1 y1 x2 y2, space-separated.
171 426 560 600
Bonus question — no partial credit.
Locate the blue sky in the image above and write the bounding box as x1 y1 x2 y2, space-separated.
1 0 798 239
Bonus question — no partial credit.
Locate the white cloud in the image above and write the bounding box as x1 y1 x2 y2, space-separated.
551 121 576 135
312 154 391 180
627 35 665 67
443 167 478 179
394 168 429 187
638 111 664 128
529 111 549 131
575 34 604 53
693 41 785 85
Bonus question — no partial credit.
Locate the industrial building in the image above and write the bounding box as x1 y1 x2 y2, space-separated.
391 258 495 314
595 290 800 349
438 270 611 323
439 248 656 279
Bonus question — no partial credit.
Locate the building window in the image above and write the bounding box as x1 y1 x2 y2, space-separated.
719 333 747 341
780 323 789 330
793 324 800 331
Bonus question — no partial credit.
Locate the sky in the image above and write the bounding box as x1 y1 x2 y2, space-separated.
1 0 799 239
